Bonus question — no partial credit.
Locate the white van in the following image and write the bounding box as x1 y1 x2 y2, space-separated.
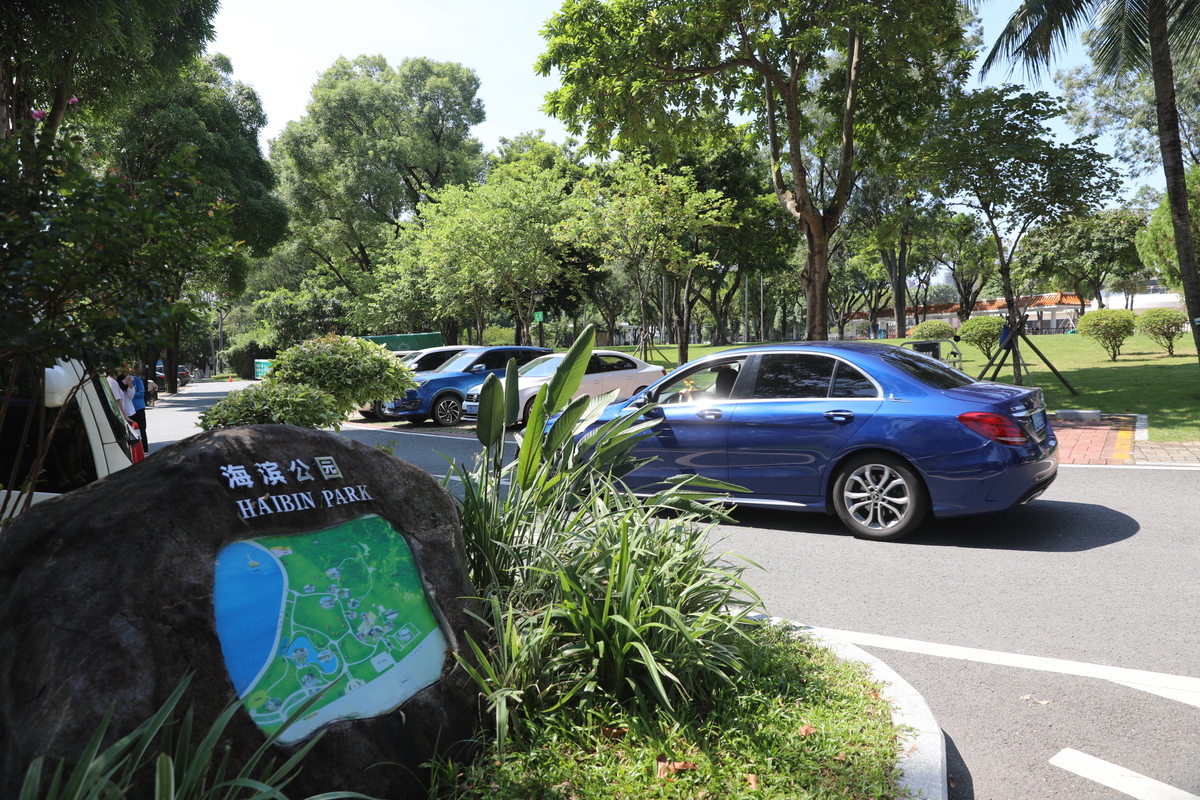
0 357 134 521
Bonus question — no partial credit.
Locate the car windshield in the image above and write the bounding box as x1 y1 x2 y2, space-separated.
432 351 483 373
881 347 974 390
518 355 564 378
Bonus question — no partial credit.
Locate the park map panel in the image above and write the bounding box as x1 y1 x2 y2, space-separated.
214 515 447 744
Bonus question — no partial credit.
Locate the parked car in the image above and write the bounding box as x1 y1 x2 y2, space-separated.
155 361 191 387
374 346 551 426
585 342 1058 541
358 346 468 420
1 357 134 517
463 350 666 424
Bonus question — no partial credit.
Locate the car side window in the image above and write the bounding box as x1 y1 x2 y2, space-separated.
830 361 879 398
585 356 601 374
513 350 542 367
655 359 745 404
597 355 634 372
751 354 835 399
480 351 511 370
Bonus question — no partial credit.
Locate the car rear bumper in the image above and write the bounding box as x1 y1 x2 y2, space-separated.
919 434 1058 518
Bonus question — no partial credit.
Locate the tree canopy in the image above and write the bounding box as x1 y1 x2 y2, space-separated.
271 56 486 293
537 0 969 340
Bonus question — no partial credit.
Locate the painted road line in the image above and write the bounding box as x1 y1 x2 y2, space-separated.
1113 418 1136 461
806 628 1200 709
1050 749 1200 800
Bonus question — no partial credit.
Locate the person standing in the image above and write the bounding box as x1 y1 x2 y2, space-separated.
129 369 149 453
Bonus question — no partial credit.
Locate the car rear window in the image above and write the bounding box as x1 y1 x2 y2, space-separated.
881 347 974 389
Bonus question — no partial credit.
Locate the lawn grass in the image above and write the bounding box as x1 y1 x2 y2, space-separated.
441 624 906 800
610 333 1200 442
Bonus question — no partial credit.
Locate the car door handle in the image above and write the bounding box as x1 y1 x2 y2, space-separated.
696 408 723 421
824 410 854 424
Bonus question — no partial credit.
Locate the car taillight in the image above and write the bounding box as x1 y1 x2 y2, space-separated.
957 412 1028 445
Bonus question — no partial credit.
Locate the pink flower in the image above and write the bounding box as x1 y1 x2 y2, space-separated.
31 109 46 121
68 97 78 105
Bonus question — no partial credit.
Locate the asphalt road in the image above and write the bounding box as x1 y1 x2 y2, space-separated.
152 383 1200 799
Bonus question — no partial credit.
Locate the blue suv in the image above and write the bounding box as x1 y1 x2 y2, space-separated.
375 346 551 426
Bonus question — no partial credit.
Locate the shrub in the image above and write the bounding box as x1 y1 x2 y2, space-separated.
908 320 955 340
266 334 416 417
1137 307 1189 356
1077 308 1137 361
958 316 1006 361
219 335 274 379
482 324 515 345
197 379 343 431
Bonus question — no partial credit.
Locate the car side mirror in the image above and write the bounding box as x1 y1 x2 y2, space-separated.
470 364 486 372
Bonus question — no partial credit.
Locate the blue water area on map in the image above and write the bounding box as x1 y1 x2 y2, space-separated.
287 635 339 674
214 541 285 697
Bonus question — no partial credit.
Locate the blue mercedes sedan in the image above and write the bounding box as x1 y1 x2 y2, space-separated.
375 346 550 426
597 342 1058 540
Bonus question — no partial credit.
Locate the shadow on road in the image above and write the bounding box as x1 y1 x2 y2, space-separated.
724 499 1138 552
945 731 975 800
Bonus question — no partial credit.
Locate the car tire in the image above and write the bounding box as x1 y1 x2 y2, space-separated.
832 452 928 541
522 397 537 425
432 394 463 427
373 400 403 422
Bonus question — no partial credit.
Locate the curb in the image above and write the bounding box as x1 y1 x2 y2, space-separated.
749 615 946 800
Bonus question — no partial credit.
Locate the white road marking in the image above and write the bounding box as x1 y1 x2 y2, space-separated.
1050 749 1200 800
1060 463 1200 471
806 628 1200 709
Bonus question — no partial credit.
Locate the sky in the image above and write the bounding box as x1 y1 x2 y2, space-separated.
208 1 1147 188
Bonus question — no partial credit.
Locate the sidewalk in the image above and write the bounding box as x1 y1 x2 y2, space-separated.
1051 414 1200 466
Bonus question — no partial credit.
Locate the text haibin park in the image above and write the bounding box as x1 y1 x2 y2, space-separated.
211 453 446 744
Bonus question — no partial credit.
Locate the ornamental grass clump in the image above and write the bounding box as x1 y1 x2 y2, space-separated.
450 326 759 748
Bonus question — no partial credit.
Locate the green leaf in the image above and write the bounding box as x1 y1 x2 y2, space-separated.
543 324 595 415
475 373 506 449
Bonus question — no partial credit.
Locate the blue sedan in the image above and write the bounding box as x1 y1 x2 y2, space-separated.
595 342 1058 540
375 346 550 426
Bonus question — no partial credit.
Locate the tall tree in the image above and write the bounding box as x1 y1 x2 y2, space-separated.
929 212 996 322
1022 209 1148 311
1058 39 1200 177
985 0 1200 373
538 0 968 341
272 56 485 294
1 0 218 146
93 54 287 391
562 157 733 364
921 86 1120 329
1137 164 1200 295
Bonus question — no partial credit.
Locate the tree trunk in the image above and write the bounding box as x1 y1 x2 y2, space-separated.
801 231 831 341
1147 0 1200 375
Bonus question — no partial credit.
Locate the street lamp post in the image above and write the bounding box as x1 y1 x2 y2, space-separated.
532 288 545 348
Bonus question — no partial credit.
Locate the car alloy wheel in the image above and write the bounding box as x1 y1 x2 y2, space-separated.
373 400 403 422
832 453 927 541
433 394 463 427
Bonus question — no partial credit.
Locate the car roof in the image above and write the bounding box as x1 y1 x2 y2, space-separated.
706 341 899 357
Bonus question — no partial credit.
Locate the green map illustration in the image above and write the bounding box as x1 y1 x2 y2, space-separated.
214 514 447 744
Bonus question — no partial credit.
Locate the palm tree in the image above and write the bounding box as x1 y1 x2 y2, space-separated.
981 0 1200 372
